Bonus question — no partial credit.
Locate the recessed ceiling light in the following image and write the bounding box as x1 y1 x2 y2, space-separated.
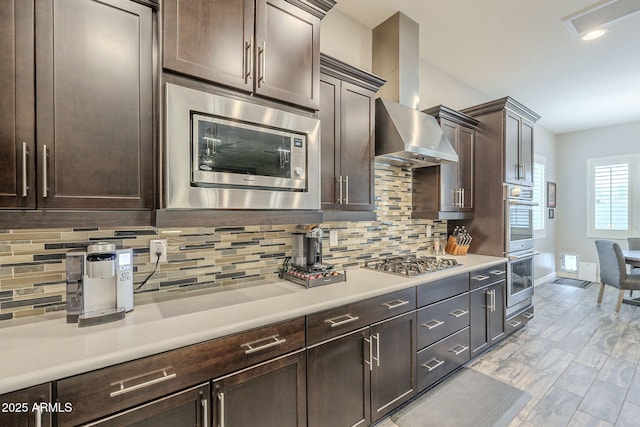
581 28 609 40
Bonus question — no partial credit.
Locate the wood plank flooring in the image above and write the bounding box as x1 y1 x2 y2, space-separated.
379 280 640 426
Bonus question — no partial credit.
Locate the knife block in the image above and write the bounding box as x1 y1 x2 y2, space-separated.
445 236 469 255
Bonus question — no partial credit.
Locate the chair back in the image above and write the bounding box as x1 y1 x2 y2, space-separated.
595 240 627 289
628 237 640 250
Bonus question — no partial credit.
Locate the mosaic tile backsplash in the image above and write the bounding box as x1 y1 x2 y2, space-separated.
0 164 446 322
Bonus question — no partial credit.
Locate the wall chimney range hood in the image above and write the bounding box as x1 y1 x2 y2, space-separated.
373 12 458 168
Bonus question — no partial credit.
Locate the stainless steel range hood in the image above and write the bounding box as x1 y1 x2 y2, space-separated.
372 12 457 168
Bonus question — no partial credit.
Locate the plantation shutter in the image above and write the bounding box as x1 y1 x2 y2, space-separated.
533 162 545 230
593 163 629 231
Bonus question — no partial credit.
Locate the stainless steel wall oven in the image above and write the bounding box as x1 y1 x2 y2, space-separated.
165 83 320 210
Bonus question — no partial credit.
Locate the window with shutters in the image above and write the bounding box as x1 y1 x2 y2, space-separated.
533 157 546 238
587 154 639 238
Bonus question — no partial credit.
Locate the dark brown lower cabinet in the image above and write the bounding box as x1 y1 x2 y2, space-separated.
212 351 306 427
0 383 51 427
307 312 416 427
84 384 209 427
470 280 506 357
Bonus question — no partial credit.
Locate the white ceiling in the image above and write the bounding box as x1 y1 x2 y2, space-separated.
334 0 640 134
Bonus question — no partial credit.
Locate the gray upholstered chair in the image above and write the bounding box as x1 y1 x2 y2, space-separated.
595 240 640 314
627 237 640 275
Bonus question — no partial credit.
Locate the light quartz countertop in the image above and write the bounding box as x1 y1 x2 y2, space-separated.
0 254 506 395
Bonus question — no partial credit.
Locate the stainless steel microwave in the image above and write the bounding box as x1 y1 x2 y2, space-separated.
165 83 320 210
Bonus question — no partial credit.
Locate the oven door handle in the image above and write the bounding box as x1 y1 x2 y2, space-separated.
506 199 538 206
508 251 540 260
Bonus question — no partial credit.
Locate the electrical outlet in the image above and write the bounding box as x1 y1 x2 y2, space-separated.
426 225 432 238
150 239 168 263
329 230 338 247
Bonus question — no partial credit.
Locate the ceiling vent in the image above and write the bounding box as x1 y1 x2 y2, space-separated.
562 0 640 36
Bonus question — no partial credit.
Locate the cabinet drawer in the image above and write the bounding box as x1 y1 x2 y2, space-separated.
506 305 534 335
417 293 469 350
306 288 416 345
417 327 470 391
57 317 305 426
470 264 507 290
416 273 468 307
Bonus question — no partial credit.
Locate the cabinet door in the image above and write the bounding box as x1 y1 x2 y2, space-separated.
469 287 489 357
307 328 370 427
488 282 506 345
319 73 341 210
255 0 320 109
340 81 375 211
504 110 521 185
438 119 458 212
212 351 306 427
0 0 35 209
35 0 153 209
458 125 475 211
163 0 254 92
520 118 534 186
86 384 209 427
0 384 51 427
370 311 416 423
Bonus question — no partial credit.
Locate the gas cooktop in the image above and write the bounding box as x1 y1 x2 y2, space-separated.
364 255 461 277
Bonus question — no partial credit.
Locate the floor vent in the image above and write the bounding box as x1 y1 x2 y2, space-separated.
562 0 640 36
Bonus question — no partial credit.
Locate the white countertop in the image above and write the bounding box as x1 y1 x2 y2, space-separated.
0 254 506 395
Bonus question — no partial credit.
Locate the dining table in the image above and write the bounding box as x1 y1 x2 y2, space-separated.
622 249 640 305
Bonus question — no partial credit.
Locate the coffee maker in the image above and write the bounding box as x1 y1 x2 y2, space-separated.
291 225 327 270
66 242 134 327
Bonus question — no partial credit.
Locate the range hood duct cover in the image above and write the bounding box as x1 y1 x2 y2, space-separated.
375 98 458 167
372 12 457 168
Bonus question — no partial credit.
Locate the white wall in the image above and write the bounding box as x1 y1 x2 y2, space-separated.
320 10 372 71
556 120 640 272
534 126 557 282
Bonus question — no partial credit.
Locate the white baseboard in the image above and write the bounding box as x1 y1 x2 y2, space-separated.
535 272 556 286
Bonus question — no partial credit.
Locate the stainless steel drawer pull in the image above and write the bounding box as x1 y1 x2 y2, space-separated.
244 36 253 82
449 344 469 356
337 176 343 204
34 403 43 427
325 313 360 328
382 299 410 310
450 309 469 318
241 334 287 354
21 142 28 197
422 319 445 330
489 270 506 275
508 320 522 328
472 274 490 281
201 398 208 427
422 359 445 372
110 368 176 397
364 336 373 371
522 312 534 319
345 175 349 204
42 145 48 198
218 392 225 427
372 333 381 367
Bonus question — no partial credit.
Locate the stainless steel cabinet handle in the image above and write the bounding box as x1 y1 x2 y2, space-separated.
364 336 373 371
461 188 465 208
450 344 469 356
42 145 48 197
34 404 43 427
259 41 266 84
21 142 28 197
382 299 409 310
110 368 176 397
201 397 208 427
472 274 490 281
372 333 380 367
452 188 458 208
449 309 469 318
241 334 286 354
422 359 445 372
244 36 253 82
508 320 522 328
337 175 343 204
345 175 349 204
489 270 506 275
522 312 534 319
491 290 496 312
422 319 445 330
218 392 225 427
325 313 359 328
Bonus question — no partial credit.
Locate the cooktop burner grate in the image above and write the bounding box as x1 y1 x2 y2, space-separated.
364 255 461 277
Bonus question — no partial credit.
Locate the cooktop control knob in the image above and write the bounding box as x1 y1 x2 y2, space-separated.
294 167 304 177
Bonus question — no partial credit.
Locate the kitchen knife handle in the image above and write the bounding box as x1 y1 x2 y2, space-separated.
21 142 29 197
218 392 225 427
42 145 48 197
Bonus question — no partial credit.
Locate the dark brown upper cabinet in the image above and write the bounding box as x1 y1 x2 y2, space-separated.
163 0 335 111
413 106 478 220
319 54 385 218
36 0 154 210
0 0 35 209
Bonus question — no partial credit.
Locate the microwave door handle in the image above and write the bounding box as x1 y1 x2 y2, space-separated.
507 200 538 206
508 251 540 260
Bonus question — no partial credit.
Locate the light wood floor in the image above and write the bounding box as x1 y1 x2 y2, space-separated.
381 280 640 426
